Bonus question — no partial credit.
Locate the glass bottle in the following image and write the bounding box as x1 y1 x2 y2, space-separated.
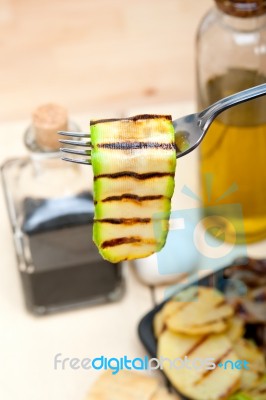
1 104 124 315
197 0 266 244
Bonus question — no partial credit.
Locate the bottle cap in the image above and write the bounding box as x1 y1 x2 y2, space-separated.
32 103 68 151
215 0 266 17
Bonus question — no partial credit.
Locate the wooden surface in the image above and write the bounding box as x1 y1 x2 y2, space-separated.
0 0 212 122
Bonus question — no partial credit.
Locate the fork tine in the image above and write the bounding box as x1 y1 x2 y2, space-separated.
61 156 91 165
58 131 90 138
59 138 91 147
60 147 91 156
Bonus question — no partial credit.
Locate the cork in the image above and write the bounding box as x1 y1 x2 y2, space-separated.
32 103 68 151
215 0 266 17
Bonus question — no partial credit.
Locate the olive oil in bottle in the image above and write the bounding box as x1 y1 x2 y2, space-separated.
197 0 266 243
200 70 266 243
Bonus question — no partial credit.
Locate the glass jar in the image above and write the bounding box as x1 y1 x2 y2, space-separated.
197 0 266 244
1 105 124 315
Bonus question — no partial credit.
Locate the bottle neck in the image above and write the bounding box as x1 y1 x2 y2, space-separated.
215 0 266 18
219 9 266 31
24 125 60 160
24 120 80 158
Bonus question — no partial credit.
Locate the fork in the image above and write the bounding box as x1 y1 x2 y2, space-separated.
58 83 266 165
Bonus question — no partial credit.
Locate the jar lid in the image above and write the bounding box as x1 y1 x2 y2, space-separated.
215 0 266 17
32 103 68 151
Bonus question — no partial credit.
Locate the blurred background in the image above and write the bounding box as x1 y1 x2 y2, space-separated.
0 0 212 122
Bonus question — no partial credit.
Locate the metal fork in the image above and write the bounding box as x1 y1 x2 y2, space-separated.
58 83 266 165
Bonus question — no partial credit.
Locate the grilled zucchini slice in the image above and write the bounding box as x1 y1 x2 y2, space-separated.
90 114 176 263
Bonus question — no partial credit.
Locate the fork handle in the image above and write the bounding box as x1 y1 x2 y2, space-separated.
198 83 266 130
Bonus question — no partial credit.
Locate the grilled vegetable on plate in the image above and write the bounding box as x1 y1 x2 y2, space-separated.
90 115 177 263
138 260 266 400
155 286 265 400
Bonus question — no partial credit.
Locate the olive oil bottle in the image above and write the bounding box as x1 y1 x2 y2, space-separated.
197 1 266 243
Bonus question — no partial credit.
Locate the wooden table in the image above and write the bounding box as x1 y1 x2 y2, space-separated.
0 0 213 122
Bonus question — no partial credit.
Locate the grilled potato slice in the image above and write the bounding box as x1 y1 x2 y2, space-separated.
87 370 159 400
86 370 181 400
154 287 208 338
158 330 241 400
166 287 234 335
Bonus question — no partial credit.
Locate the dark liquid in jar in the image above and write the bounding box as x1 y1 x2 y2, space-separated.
21 193 122 314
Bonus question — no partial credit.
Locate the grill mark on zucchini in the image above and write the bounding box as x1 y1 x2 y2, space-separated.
97 142 176 150
95 218 151 225
101 236 157 249
97 194 166 204
90 114 172 125
94 172 175 180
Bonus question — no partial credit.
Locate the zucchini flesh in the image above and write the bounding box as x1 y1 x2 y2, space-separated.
90 114 176 263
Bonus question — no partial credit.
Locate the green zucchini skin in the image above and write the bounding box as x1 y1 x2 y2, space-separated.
90 115 176 263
